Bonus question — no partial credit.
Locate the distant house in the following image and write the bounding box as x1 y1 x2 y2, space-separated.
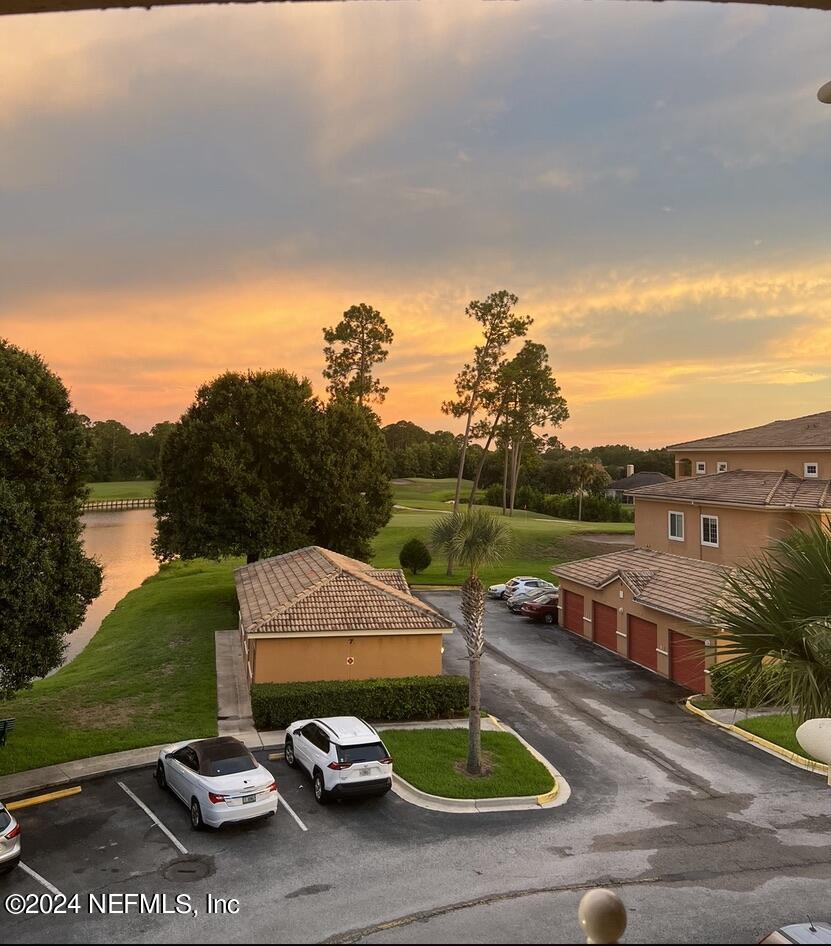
234 546 454 685
606 466 672 503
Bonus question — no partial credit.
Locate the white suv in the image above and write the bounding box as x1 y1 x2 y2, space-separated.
284 717 393 805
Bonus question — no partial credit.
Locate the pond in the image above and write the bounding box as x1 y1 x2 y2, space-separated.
65 509 158 665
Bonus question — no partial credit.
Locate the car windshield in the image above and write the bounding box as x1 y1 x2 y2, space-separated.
337 742 389 764
536 593 556 604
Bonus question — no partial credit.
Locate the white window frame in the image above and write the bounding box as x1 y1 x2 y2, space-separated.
716 461 728 473
804 462 819 478
668 510 685 542
701 515 719 548
695 461 707 474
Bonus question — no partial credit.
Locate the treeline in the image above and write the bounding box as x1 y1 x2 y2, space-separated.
383 421 673 490
81 418 176 482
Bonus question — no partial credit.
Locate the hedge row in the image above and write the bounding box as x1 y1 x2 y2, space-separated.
483 485 634 523
251 674 469 730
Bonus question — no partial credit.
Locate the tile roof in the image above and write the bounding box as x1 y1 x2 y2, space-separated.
626 469 831 510
669 410 831 451
608 471 672 491
235 546 453 635
552 547 728 625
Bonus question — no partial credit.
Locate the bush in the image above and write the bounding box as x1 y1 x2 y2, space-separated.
484 483 503 507
539 493 630 522
251 675 469 730
399 537 432 574
709 662 781 709
515 485 544 512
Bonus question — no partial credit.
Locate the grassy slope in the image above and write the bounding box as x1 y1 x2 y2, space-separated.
0 559 239 776
382 728 555 798
734 714 820 762
86 480 158 500
377 478 633 586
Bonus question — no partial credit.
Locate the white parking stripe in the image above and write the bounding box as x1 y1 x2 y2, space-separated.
277 793 308 832
118 781 189 855
19 862 64 897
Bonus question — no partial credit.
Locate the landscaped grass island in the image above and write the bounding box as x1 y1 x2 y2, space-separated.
734 714 820 762
0 558 237 776
381 728 555 799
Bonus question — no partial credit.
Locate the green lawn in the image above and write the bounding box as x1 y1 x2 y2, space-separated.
86 480 158 501
734 714 820 762
377 479 633 587
0 558 239 776
381 728 555 799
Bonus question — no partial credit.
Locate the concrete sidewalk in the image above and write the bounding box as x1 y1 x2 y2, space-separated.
215 628 258 740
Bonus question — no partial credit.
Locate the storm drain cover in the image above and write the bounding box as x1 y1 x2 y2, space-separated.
162 855 214 883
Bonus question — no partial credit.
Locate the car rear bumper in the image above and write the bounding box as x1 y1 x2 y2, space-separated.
330 777 391 798
203 795 278 828
0 835 21 868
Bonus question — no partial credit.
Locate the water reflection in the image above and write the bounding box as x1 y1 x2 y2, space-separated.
65 509 158 665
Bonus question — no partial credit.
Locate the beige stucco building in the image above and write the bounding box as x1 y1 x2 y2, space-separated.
553 410 831 693
234 547 453 685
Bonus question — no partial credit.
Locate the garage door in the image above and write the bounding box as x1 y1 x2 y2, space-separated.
670 630 707 693
593 603 618 652
562 590 584 635
627 615 658 671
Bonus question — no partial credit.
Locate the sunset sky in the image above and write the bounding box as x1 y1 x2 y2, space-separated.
3 0 831 447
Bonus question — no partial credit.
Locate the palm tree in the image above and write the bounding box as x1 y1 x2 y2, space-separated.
431 507 512 775
709 521 831 723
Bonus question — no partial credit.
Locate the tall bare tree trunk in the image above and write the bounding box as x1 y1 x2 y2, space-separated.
501 442 510 516
449 388 479 575
460 575 485 775
468 655 482 775
509 439 523 516
469 406 504 504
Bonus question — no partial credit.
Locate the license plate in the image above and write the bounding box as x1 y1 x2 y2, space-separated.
242 794 257 804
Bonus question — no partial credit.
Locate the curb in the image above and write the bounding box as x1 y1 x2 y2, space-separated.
684 698 829 777
387 715 570 815
0 739 285 803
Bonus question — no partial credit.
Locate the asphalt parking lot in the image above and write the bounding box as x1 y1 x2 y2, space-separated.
3 597 831 944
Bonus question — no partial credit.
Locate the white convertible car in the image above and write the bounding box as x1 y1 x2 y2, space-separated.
156 736 278 830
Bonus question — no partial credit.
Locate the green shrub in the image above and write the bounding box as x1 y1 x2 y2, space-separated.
399 537 432 574
484 483 503 507
515 485 544 512
709 662 781 709
251 674 469 730
539 493 629 522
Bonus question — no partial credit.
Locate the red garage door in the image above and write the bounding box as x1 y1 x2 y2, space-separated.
670 630 707 693
628 615 658 672
593 602 618 652
562 590 584 635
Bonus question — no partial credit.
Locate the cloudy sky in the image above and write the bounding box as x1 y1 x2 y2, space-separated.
2 0 831 447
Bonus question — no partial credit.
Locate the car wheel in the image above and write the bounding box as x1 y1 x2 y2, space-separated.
190 797 205 831
284 736 297 769
544 613 555 625
313 770 330 805
0 856 19 874
155 760 168 790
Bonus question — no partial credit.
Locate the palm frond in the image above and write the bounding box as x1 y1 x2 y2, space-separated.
430 507 512 577
708 521 831 722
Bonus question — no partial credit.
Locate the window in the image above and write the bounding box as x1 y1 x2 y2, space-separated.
303 723 330 753
174 747 199 771
668 511 685 542
695 461 707 475
337 742 390 765
805 462 819 478
701 515 719 547
717 462 728 473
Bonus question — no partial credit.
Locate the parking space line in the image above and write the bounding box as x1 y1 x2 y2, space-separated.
19 862 64 897
277 793 308 832
117 781 189 855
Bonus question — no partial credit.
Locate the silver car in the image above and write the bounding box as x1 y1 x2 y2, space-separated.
0 802 21 871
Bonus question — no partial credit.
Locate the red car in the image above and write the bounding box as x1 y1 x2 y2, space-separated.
521 592 559 625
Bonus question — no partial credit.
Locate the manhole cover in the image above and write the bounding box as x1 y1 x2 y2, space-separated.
162 855 214 883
